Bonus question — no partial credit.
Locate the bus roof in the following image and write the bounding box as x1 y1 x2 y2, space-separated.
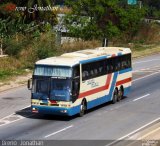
36 47 131 67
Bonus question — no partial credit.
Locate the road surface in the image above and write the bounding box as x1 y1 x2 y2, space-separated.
0 54 160 146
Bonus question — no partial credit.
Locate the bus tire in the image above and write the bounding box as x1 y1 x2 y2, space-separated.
112 89 118 104
118 86 124 101
79 100 87 117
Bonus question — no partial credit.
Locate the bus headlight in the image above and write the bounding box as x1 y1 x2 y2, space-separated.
32 108 38 113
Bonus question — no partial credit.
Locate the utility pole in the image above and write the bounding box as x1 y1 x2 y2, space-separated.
139 1 142 9
0 34 3 55
102 38 108 47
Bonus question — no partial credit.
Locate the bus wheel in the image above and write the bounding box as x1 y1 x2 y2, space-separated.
79 100 86 117
112 89 118 104
118 87 124 101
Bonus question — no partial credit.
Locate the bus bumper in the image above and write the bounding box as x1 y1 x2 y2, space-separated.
31 105 80 116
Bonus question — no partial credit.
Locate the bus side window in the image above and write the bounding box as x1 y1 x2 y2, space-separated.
98 66 103 74
73 65 80 78
121 56 126 69
126 54 131 68
82 71 89 80
90 70 94 76
82 71 86 79
107 58 114 73
127 60 131 68
72 79 80 102
82 59 106 80
72 80 79 94
120 54 131 70
94 69 98 75
114 57 119 71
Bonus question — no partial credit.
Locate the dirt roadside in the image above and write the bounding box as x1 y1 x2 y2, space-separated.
0 73 32 92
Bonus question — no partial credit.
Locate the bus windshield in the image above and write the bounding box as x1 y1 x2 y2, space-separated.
35 79 49 95
32 78 72 101
50 78 71 101
32 65 73 101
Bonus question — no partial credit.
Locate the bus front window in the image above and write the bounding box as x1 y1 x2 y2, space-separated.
50 79 71 101
36 79 49 94
31 79 50 100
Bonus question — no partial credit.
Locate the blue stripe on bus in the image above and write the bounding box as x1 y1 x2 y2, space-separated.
32 72 131 116
32 86 131 116
108 72 119 101
80 56 107 64
32 105 80 116
87 72 118 109
119 68 132 74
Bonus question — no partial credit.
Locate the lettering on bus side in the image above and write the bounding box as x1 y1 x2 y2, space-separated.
87 79 99 88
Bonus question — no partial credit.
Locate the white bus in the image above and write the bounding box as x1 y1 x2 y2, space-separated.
28 47 132 116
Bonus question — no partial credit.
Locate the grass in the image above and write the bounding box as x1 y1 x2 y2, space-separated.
0 39 101 82
1 39 159 90
0 23 160 83
132 44 160 58
61 40 101 52
1 40 160 83
0 69 26 81
111 23 160 58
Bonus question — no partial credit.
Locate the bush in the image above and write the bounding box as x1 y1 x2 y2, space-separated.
61 40 101 52
0 57 24 80
4 34 31 57
33 32 57 59
4 40 23 56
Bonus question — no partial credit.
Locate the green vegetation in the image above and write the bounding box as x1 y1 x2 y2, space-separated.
143 0 160 19
0 57 25 81
0 0 160 82
65 0 146 40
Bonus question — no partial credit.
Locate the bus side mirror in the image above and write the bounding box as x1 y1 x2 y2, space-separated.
28 78 32 90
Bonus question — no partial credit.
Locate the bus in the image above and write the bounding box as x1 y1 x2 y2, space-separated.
28 47 132 116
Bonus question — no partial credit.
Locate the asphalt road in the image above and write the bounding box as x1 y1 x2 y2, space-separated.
0 54 160 145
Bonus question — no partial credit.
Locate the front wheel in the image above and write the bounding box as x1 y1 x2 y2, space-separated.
112 89 118 104
79 100 86 117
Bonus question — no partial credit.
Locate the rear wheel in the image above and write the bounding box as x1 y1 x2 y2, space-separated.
112 89 118 104
79 100 86 117
118 87 124 101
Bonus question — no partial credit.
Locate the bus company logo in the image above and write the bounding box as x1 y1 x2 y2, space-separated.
87 79 99 88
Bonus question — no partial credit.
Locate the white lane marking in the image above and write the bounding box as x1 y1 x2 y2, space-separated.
133 65 160 73
0 115 25 127
0 71 158 126
133 59 160 65
105 117 160 146
0 65 159 126
132 72 160 82
0 105 31 127
20 105 30 110
138 126 160 140
0 105 30 121
45 125 73 138
133 94 150 102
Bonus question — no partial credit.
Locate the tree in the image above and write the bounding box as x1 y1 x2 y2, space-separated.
65 0 146 41
143 0 160 19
